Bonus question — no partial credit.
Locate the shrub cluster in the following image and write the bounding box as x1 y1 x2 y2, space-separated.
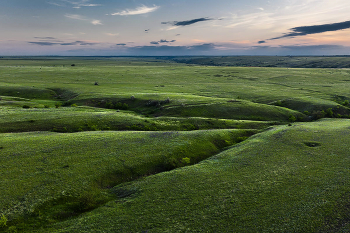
275 100 284 106
288 115 297 122
146 97 170 107
96 100 129 110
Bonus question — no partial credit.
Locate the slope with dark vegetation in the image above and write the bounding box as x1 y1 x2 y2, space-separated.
1 57 350 232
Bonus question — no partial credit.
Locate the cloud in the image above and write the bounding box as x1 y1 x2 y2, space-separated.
116 43 126 46
258 41 266 44
145 29 150 33
64 40 97 46
110 5 160 16
28 42 57 46
34 37 57 40
165 26 180 31
65 14 86 20
61 0 101 8
150 39 176 45
64 14 102 25
159 39 176 43
47 2 65 7
270 20 350 40
28 40 98 46
32 37 63 43
162 17 213 26
91 20 102 25
106 33 119 36
60 42 78 45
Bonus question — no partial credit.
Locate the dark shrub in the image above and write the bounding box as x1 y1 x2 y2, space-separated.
146 100 160 107
23 105 31 109
288 115 297 122
313 110 326 119
326 108 334 117
122 103 128 110
62 101 73 107
105 101 113 109
275 100 283 106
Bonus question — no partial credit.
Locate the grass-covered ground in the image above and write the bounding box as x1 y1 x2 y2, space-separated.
1 56 350 232
45 119 350 233
169 55 350 68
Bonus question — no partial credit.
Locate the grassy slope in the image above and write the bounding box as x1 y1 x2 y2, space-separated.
2 58 350 105
1 57 350 232
45 119 350 233
0 129 256 231
0 106 275 133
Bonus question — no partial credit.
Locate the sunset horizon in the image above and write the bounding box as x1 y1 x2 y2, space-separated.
1 0 350 56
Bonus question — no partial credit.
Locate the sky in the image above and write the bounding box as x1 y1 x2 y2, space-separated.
1 0 350 56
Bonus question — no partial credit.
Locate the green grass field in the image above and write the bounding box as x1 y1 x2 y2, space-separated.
1 56 350 232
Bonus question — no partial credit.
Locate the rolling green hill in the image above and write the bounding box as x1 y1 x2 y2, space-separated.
1 57 350 232
44 119 350 232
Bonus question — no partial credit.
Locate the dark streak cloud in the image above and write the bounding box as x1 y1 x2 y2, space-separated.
258 40 266 44
162 17 213 26
60 42 77 45
116 43 126 46
28 42 57 46
28 40 98 46
60 41 97 46
159 39 176 43
34 37 57 40
150 39 176 45
270 20 350 40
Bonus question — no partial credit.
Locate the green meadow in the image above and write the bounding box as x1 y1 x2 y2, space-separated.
1 56 350 232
